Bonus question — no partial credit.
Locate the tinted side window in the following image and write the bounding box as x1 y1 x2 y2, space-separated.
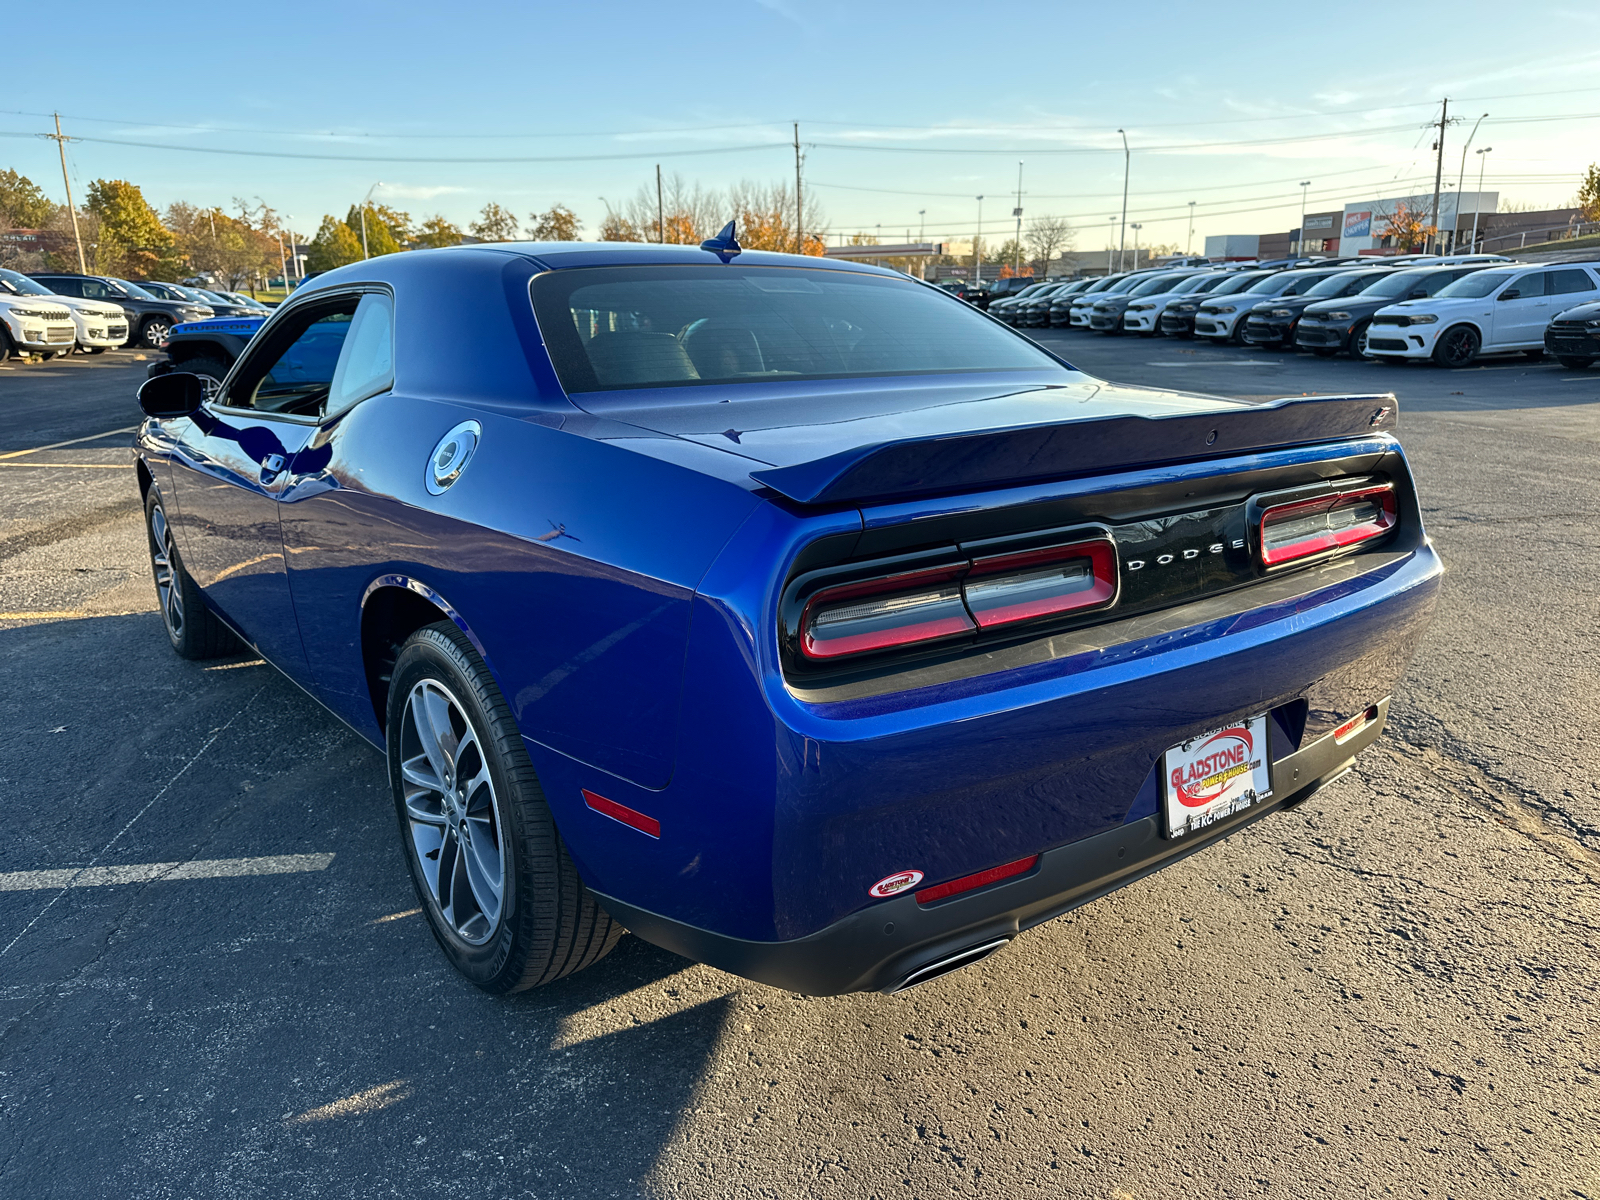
325 293 394 417
1508 272 1546 298
1549 268 1597 295
222 299 359 416
43 277 83 297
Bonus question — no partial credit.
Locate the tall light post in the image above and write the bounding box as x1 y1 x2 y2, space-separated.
360 181 385 259
1130 223 1142 270
1116 129 1129 272
1296 182 1311 257
1453 112 1489 252
1187 200 1196 255
974 195 984 287
1471 147 1492 251
918 209 926 242
1012 160 1024 274
1107 216 1116 274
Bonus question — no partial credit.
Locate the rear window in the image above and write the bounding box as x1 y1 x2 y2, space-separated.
532 265 1060 394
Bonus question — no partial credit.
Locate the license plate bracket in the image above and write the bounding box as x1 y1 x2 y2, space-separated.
1161 715 1272 839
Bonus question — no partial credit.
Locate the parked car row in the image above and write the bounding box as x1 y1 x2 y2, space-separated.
1012 255 1600 368
0 270 271 360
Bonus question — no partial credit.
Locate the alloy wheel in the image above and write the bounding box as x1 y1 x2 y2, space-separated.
1436 326 1479 367
149 500 184 641
142 319 172 348
398 679 507 945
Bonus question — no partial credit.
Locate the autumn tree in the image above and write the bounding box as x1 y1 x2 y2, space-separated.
345 204 402 257
528 203 581 241
0 169 55 227
166 203 276 288
306 215 365 272
470 202 520 242
413 215 463 249
368 204 413 246
1377 202 1436 252
598 208 643 242
1577 163 1600 223
1026 215 1076 273
727 180 824 254
86 179 180 277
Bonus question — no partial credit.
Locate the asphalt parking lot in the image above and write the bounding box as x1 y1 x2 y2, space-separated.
1 339 1597 1199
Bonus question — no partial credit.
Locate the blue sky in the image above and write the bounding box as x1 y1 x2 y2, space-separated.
6 0 1598 253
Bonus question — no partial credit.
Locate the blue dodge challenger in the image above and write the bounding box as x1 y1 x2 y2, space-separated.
134 231 1440 995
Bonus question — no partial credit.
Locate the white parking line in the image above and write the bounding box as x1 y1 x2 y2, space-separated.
0 853 335 892
0 425 140 461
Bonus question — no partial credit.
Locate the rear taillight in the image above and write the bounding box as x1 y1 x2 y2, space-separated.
801 564 973 660
1257 482 1397 568
794 530 1120 663
964 538 1117 629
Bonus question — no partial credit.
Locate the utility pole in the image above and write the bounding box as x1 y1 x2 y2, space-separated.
966 200 979 291
793 122 803 254
1187 201 1196 255
1012 160 1024 274
1428 99 1449 255
655 165 664 243
43 113 87 272
1117 129 1129 272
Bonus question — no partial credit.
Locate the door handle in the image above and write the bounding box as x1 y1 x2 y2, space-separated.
259 453 286 485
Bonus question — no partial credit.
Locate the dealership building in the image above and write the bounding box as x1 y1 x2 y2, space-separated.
1208 190 1502 260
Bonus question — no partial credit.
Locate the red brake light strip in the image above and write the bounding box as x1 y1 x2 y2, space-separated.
915 854 1039 905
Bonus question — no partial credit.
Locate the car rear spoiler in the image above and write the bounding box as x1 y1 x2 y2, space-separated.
748 392 1399 507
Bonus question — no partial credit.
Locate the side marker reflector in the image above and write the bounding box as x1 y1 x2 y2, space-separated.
582 789 661 839
1333 705 1380 744
915 854 1039 905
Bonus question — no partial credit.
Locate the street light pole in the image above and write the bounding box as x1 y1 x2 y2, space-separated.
1130 223 1142 270
918 209 926 242
1012 160 1024 275
974 196 984 287
1471 147 1492 251
1453 112 1489 253
1107 216 1116 274
1187 200 1196 255
1116 129 1129 272
1297 182 1310 257
360 181 385 260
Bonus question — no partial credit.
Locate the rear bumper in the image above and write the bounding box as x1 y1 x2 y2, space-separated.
599 697 1393 995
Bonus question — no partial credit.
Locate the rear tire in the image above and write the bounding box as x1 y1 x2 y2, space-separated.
1556 354 1595 368
1431 324 1481 367
144 488 240 660
387 623 624 993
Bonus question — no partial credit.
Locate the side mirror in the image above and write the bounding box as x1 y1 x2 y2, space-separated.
1497 289 1520 301
138 372 205 419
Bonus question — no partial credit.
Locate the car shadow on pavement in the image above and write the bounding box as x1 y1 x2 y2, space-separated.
0 610 733 1198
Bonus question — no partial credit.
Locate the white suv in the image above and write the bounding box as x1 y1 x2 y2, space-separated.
0 267 128 354
0 287 77 359
1365 262 1600 366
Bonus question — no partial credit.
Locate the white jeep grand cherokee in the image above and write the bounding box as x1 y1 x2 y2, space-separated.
0 267 127 355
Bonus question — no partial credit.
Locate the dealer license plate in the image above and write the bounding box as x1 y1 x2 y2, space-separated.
1161 715 1272 839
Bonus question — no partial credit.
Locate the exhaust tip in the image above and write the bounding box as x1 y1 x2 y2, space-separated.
885 937 1012 994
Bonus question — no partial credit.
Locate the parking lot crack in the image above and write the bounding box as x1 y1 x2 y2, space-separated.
0 497 141 565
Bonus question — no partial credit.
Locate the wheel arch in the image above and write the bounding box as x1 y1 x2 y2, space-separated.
359 575 501 738
135 456 153 500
